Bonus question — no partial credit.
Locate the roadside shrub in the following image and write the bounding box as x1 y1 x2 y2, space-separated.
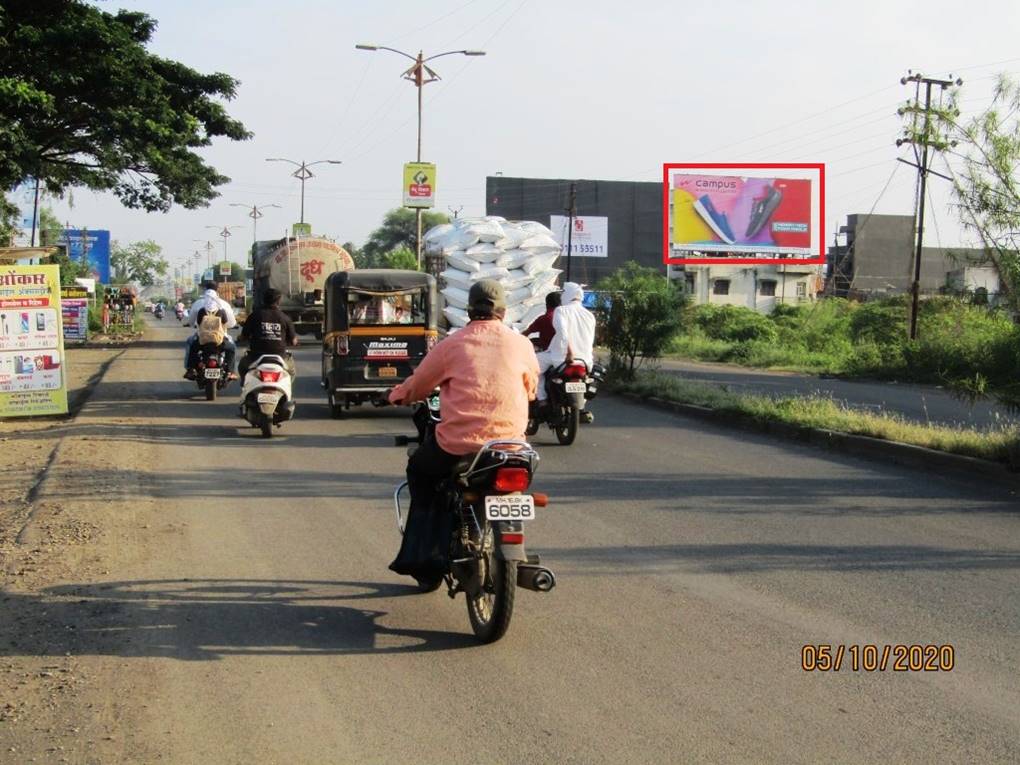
690 304 778 344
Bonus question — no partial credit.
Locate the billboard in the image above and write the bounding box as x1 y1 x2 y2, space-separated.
0 265 68 417
550 215 609 258
665 163 824 265
63 229 112 283
403 162 436 208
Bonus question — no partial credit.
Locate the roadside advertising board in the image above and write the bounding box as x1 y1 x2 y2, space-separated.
60 285 89 344
671 174 811 255
62 229 112 283
403 162 436 208
291 222 312 238
219 262 232 277
0 265 69 417
550 215 609 258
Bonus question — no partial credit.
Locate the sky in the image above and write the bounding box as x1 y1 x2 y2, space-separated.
38 0 1020 278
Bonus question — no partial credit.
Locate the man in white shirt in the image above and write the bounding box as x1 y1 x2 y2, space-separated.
184 282 238 378
535 281 596 402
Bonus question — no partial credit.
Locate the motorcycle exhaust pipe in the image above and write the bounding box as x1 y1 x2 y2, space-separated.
517 564 556 592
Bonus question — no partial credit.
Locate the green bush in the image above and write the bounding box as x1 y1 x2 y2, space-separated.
690 304 778 344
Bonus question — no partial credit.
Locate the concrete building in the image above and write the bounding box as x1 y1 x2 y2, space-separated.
828 213 989 297
678 262 823 312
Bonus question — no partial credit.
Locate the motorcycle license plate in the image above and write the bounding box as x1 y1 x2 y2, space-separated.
257 392 282 404
484 495 536 521
378 366 397 378
203 368 222 379
564 381 586 393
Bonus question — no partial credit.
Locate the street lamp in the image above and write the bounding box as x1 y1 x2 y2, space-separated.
230 202 281 264
204 226 242 280
265 159 341 227
355 44 485 265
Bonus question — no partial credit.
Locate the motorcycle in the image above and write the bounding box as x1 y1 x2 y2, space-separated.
238 354 295 438
393 393 556 643
527 360 604 445
154 305 165 320
175 307 186 322
192 343 231 401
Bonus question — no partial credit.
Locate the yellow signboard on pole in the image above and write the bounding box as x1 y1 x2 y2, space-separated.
0 265 69 417
403 162 436 208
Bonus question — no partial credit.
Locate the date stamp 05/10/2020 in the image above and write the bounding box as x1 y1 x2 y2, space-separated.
801 644 955 672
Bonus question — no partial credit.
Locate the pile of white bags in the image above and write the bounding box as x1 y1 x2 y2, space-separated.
425 217 562 332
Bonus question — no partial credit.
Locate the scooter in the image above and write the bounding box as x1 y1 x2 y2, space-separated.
238 355 295 438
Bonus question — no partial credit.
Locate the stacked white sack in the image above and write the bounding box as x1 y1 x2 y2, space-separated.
425 217 562 332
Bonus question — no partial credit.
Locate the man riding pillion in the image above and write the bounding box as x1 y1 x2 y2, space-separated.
237 288 298 382
386 279 539 582
523 290 562 351
534 281 596 416
184 281 238 379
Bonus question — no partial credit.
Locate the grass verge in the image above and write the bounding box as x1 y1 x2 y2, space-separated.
612 371 1020 466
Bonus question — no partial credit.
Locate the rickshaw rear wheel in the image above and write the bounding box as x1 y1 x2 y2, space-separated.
328 390 345 419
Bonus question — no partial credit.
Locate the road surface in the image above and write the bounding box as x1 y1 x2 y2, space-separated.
2 319 1018 764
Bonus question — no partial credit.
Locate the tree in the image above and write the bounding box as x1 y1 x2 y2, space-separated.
932 75 1020 307
342 240 370 269
0 1 251 212
0 193 18 246
111 239 168 285
363 208 448 265
383 247 421 271
595 262 685 379
37 205 63 247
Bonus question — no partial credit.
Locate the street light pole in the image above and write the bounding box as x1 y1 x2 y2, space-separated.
230 202 281 264
356 44 485 267
265 159 341 228
204 227 241 281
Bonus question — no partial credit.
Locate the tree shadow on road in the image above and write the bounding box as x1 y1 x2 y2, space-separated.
0 578 480 661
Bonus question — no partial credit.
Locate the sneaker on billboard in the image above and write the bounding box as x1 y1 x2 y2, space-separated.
745 185 784 238
694 195 736 244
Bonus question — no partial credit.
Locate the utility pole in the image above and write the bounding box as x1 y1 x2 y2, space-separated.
30 178 40 247
897 71 961 340
565 182 577 283
448 205 463 220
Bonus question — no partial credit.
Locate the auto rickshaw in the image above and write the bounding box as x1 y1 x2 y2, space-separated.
321 269 438 417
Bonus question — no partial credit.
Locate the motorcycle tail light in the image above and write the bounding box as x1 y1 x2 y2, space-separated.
259 370 281 382
564 363 588 378
501 532 524 545
493 467 530 493
207 359 218 368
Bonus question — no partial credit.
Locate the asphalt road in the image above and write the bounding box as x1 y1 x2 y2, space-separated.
655 357 1015 429
9 319 1020 764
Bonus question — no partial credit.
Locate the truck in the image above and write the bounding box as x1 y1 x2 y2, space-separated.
251 237 355 336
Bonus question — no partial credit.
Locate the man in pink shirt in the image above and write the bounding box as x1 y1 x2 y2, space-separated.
387 279 539 579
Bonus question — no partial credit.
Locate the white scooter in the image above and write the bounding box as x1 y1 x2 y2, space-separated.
239 354 295 438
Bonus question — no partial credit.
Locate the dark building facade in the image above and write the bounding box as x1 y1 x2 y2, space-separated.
485 176 664 285
828 213 987 296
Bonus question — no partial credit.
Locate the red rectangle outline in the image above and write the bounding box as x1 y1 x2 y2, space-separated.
662 163 826 266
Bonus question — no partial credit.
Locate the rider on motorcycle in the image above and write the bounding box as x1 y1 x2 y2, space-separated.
523 290 561 351
184 282 237 379
237 288 298 381
534 281 596 407
386 279 539 579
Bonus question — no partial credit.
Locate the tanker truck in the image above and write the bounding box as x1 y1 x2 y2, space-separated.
251 237 355 337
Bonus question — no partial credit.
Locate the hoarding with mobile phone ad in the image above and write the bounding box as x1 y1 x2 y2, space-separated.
0 265 69 417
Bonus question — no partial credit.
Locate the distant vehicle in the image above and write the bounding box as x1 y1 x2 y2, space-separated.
252 237 355 338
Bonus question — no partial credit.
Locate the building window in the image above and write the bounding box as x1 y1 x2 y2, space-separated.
796 282 807 298
759 280 777 297
713 279 730 295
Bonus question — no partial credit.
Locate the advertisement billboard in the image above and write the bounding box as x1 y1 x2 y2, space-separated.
664 163 824 265
550 215 609 258
0 265 68 417
63 229 112 283
403 162 436 208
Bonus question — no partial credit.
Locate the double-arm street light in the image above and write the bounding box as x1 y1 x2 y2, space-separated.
230 202 281 264
265 158 341 226
204 226 242 276
355 44 485 265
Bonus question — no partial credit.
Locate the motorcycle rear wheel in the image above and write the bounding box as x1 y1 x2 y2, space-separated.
205 383 217 401
466 531 517 643
555 406 579 445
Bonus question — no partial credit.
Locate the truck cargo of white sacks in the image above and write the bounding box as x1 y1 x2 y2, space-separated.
424 217 563 333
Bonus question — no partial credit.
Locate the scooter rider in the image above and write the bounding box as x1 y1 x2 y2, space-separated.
386 279 539 581
238 288 298 381
535 281 595 406
184 281 238 379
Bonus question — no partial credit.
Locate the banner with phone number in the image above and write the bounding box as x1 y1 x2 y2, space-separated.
0 265 68 417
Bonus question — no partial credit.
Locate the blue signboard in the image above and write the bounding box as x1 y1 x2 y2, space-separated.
62 229 111 284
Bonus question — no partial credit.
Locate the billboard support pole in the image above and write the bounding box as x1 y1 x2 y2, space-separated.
565 182 576 283
30 178 40 247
